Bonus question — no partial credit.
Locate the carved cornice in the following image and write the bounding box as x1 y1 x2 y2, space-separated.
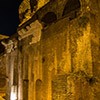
0 35 9 41
18 20 43 44
1 39 18 54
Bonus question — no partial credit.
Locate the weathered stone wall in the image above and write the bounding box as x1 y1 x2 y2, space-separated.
18 3 100 99
40 15 93 100
17 0 100 100
0 0 100 100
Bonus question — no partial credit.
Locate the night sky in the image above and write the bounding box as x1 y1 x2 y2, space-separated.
0 0 22 36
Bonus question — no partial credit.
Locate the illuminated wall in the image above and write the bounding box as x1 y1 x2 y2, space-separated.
16 0 100 100
17 0 100 100
0 0 100 100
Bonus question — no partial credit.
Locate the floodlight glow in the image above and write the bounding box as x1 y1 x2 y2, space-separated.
10 86 17 100
10 92 17 100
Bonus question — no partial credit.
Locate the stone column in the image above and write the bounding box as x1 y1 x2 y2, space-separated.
23 53 29 100
17 41 23 100
2 39 18 100
1 40 13 100
18 20 43 100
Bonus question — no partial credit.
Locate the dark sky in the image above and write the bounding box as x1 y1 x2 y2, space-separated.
0 0 22 36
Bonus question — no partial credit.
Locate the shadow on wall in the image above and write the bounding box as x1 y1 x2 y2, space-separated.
30 0 38 12
41 12 57 27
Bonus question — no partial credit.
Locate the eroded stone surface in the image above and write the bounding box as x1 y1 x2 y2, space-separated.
0 0 100 100
19 0 50 25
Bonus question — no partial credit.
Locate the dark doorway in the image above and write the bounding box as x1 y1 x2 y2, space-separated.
36 79 42 100
41 12 57 24
62 0 81 16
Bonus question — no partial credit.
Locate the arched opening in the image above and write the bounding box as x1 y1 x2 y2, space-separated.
36 79 42 100
30 0 38 12
41 12 57 25
0 42 5 54
62 0 81 16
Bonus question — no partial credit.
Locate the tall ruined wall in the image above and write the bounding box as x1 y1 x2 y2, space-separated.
0 0 100 100
17 0 100 100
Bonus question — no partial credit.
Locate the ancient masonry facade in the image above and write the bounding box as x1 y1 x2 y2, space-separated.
0 0 100 100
